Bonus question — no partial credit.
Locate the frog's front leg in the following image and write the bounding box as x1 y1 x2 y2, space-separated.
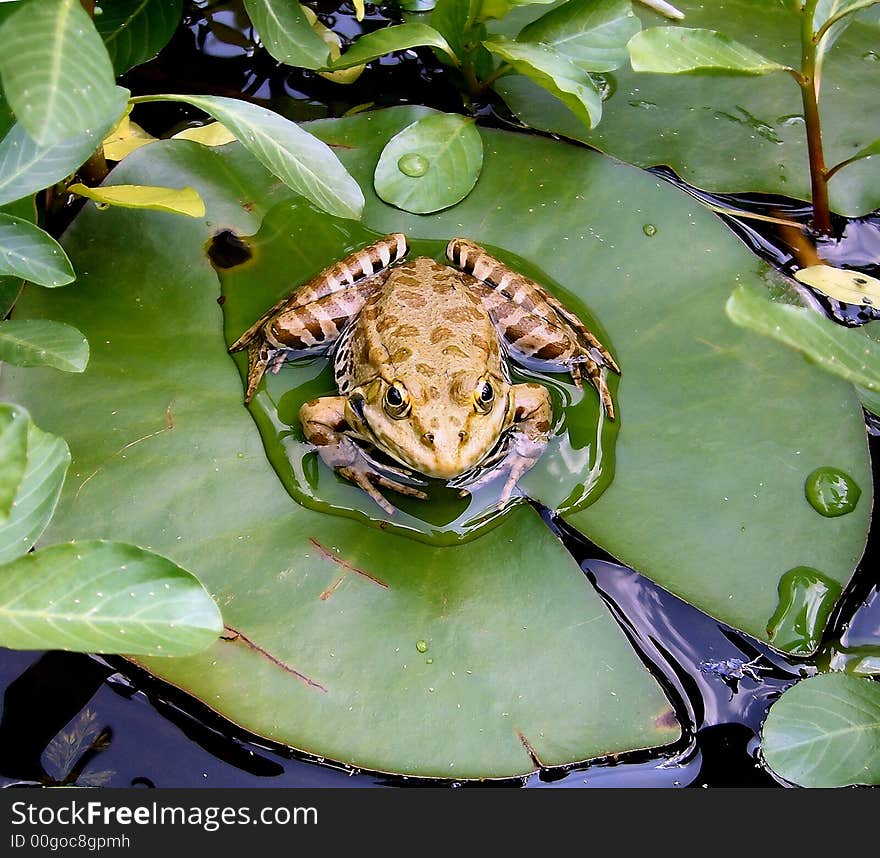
299 396 428 515
447 238 619 418
458 383 552 503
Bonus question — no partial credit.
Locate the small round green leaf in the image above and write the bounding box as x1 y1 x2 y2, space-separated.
0 0 118 146
0 319 89 373
0 214 74 287
374 113 483 213
0 540 223 655
762 673 880 787
95 0 183 75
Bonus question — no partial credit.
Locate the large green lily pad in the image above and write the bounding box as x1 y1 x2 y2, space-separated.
495 0 880 216
2 128 676 778
2 106 870 775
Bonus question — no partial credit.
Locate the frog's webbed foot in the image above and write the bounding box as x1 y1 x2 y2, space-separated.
455 431 546 505
300 397 427 514
329 439 428 514
455 382 551 504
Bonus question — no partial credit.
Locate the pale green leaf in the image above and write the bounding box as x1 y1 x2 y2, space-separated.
131 94 364 220
794 264 880 306
0 87 129 207
0 319 89 372
0 403 29 524
242 0 330 69
518 0 642 72
628 27 789 74
0 539 223 655
0 416 69 564
483 36 603 127
762 673 880 787
725 284 880 391
0 0 118 146
68 182 206 218
326 23 458 70
374 113 483 213
0 214 74 287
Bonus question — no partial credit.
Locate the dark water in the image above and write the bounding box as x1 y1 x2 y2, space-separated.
2 0 879 789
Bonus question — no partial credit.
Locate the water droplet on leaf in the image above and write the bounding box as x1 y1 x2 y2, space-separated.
804 467 861 517
397 153 429 177
643 224 657 237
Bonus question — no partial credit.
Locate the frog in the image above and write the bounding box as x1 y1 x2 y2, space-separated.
229 234 619 514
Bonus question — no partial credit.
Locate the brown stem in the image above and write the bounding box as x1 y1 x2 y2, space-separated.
799 2 832 236
78 149 109 185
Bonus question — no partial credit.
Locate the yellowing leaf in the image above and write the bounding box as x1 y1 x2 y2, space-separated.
102 114 157 161
353 0 366 21
172 122 238 146
794 264 880 307
67 183 206 218
302 6 365 84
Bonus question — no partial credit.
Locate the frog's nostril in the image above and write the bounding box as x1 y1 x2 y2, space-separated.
422 432 435 445
458 431 468 443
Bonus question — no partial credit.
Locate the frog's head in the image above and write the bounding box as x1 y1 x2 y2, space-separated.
345 371 514 480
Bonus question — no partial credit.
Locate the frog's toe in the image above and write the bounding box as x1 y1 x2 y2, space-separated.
339 465 398 514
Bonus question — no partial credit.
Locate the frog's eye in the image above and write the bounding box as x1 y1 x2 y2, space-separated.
383 381 411 419
474 378 495 414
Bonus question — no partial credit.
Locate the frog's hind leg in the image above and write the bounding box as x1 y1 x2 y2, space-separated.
230 233 409 403
237 280 384 403
447 238 618 418
229 233 409 354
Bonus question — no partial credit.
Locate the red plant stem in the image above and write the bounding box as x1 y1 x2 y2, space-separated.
799 4 832 236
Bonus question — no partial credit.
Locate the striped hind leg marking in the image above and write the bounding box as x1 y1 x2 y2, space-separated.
447 238 618 418
230 233 409 403
229 233 409 354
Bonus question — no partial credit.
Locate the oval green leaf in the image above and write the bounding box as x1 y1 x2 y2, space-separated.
326 22 458 70
762 672 880 787
483 35 603 127
518 0 641 72
68 182 206 218
0 214 74 287
628 26 789 74
0 0 118 146
242 0 330 70
0 123 677 778
0 403 29 524
0 87 129 207
132 94 364 220
374 113 483 213
95 0 183 75
0 415 69 564
0 539 223 655
726 283 880 392
0 319 89 372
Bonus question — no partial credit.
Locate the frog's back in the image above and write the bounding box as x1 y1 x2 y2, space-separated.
343 256 503 394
